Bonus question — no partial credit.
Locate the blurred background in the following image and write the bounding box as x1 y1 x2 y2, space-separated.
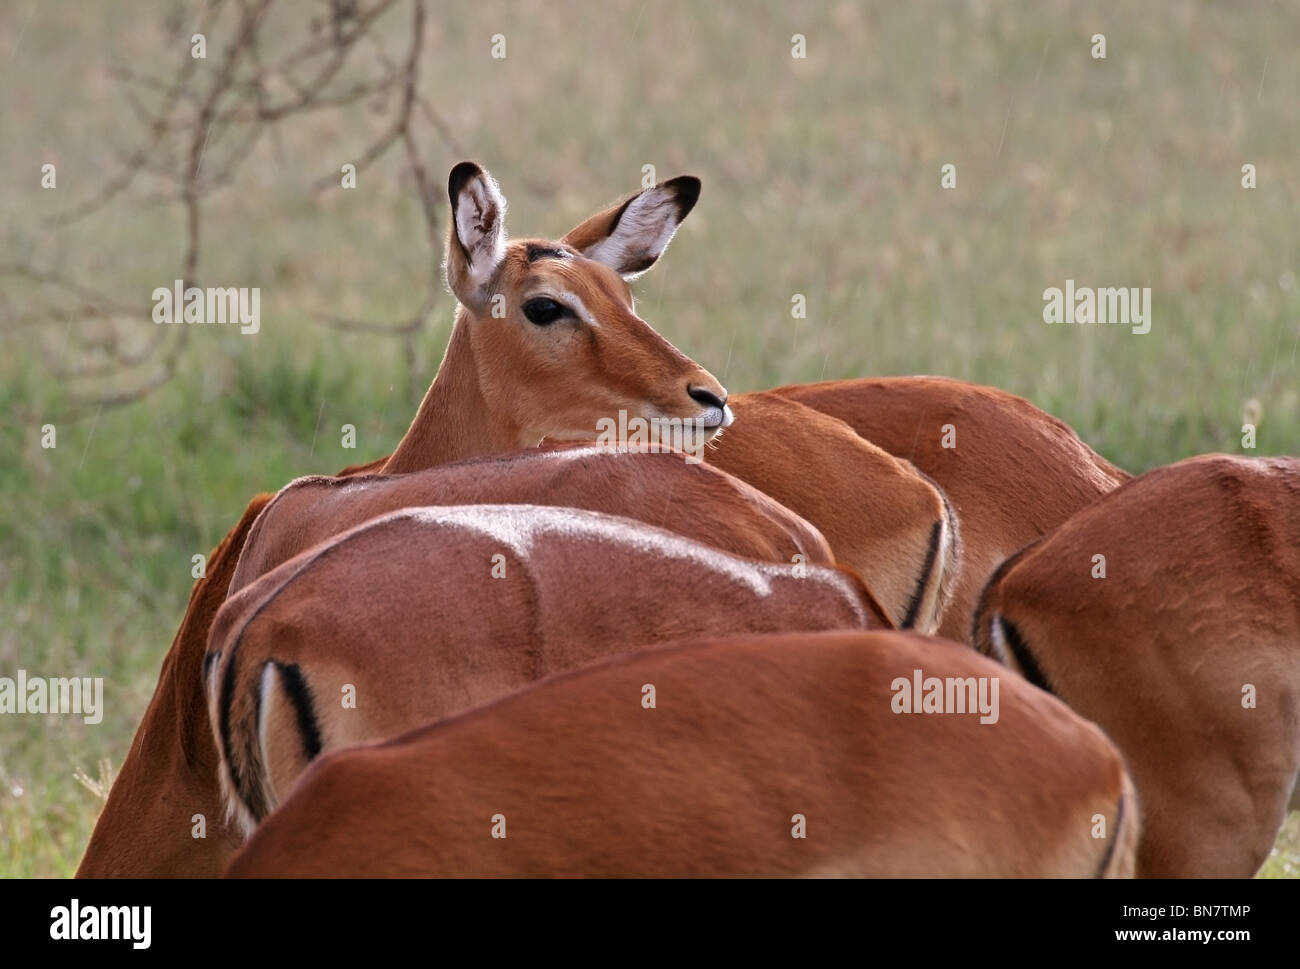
1 0 1296 875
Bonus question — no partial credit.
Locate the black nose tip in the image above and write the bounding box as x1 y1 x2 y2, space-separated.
687 385 728 410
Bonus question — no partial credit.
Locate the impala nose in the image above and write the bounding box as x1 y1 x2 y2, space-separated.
687 383 733 431
687 385 728 410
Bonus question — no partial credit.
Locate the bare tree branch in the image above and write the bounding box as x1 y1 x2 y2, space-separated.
2 0 457 423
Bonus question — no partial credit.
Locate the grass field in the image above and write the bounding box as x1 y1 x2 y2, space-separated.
2 0 1297 877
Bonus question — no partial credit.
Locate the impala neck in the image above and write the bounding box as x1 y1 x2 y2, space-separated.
383 308 524 473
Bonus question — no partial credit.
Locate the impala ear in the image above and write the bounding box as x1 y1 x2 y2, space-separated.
562 175 700 279
445 161 508 308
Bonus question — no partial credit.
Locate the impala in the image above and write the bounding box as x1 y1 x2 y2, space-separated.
207 504 887 834
78 162 726 876
223 630 1138 877
383 163 955 630
77 161 950 875
973 453 1300 877
774 377 1130 641
228 443 835 594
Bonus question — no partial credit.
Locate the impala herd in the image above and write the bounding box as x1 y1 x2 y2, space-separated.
75 162 1298 878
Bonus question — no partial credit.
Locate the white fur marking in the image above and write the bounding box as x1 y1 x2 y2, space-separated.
257 662 276 812
554 289 598 327
989 614 1010 666
395 504 778 598
584 187 681 278
456 173 508 289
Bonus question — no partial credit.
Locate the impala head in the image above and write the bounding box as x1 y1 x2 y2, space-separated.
444 161 731 448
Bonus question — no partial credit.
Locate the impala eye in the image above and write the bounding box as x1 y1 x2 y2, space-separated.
521 297 569 326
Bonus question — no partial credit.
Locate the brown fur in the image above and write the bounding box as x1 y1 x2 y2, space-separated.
972 453 1300 876
709 391 958 632
385 242 727 473
230 444 833 595
208 506 887 833
76 492 269 877
75 167 974 876
223 630 1137 877
391 169 961 633
73 459 388 877
76 166 722 877
773 376 1130 641
387 167 722 474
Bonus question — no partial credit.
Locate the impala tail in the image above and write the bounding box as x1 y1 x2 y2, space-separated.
903 477 961 633
205 617 323 836
1099 769 1141 878
971 543 1042 676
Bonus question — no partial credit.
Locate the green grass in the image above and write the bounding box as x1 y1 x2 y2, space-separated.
1 0 1297 877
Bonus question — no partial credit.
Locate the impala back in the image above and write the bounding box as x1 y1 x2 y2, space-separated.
206 504 887 837
224 630 1138 877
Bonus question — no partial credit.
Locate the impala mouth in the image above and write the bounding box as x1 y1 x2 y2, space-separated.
699 404 734 432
